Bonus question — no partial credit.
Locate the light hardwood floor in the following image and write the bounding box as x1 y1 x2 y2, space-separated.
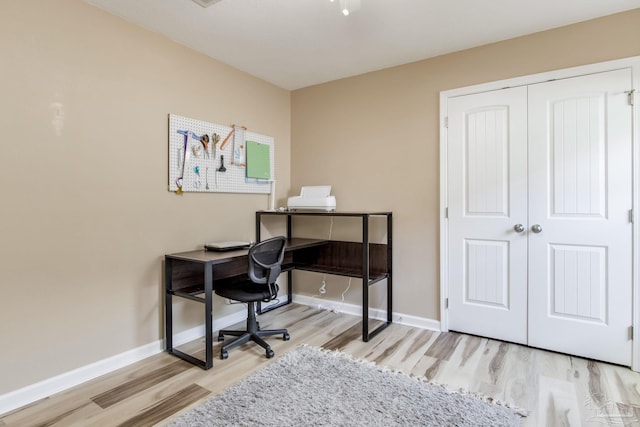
2 303 640 426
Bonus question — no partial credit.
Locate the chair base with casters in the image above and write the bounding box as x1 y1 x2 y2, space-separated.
214 236 290 360
216 300 290 359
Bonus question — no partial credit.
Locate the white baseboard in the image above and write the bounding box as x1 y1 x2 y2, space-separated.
0 340 162 417
292 294 441 331
0 297 439 416
0 310 247 416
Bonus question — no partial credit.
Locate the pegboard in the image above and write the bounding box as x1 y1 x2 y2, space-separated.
168 114 274 194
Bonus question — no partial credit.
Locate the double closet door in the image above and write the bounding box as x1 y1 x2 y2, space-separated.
446 69 633 366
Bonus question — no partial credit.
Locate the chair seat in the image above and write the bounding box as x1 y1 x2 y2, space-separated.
215 279 277 302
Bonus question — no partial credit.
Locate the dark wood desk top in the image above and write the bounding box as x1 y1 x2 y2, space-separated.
257 210 392 217
165 238 328 264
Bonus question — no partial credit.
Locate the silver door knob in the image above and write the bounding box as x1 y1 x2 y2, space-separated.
531 224 543 233
513 224 525 233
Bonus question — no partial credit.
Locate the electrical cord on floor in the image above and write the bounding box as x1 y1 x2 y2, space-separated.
336 278 352 313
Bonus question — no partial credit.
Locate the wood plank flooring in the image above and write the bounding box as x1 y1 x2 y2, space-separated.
2 303 640 426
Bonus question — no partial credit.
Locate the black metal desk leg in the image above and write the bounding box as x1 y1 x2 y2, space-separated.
362 215 370 341
387 213 393 323
165 259 173 351
204 264 213 369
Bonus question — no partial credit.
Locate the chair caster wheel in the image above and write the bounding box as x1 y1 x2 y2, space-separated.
217 334 225 342
283 333 290 341
266 349 274 358
221 351 228 360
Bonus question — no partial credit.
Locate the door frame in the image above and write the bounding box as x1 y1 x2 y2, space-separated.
439 56 640 370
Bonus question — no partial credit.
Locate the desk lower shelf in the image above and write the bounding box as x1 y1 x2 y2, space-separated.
168 262 388 306
293 264 388 284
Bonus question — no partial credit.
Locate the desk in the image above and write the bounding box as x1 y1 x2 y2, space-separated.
165 238 324 369
165 211 392 369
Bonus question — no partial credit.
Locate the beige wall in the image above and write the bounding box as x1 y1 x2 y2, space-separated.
0 1 290 394
291 10 640 318
1 0 639 399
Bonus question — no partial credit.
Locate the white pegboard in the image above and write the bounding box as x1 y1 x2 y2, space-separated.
168 114 274 194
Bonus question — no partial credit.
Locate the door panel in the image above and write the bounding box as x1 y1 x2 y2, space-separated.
549 244 606 323
447 87 528 344
465 239 509 308
527 69 633 365
550 95 606 217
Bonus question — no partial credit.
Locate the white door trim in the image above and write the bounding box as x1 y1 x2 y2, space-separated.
439 55 640 370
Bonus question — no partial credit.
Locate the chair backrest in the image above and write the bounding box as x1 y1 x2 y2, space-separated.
248 236 286 286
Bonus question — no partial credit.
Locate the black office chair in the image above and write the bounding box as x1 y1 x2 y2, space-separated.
215 236 290 359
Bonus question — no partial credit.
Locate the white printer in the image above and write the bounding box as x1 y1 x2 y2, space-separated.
287 185 336 211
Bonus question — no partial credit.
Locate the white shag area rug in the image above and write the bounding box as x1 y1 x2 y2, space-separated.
165 345 526 426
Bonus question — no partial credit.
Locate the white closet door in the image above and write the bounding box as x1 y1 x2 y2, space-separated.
527 69 633 365
446 68 634 366
447 86 529 344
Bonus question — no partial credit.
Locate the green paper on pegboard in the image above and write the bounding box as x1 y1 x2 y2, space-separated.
246 140 270 179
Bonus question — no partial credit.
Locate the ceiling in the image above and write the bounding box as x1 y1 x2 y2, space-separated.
84 0 640 90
